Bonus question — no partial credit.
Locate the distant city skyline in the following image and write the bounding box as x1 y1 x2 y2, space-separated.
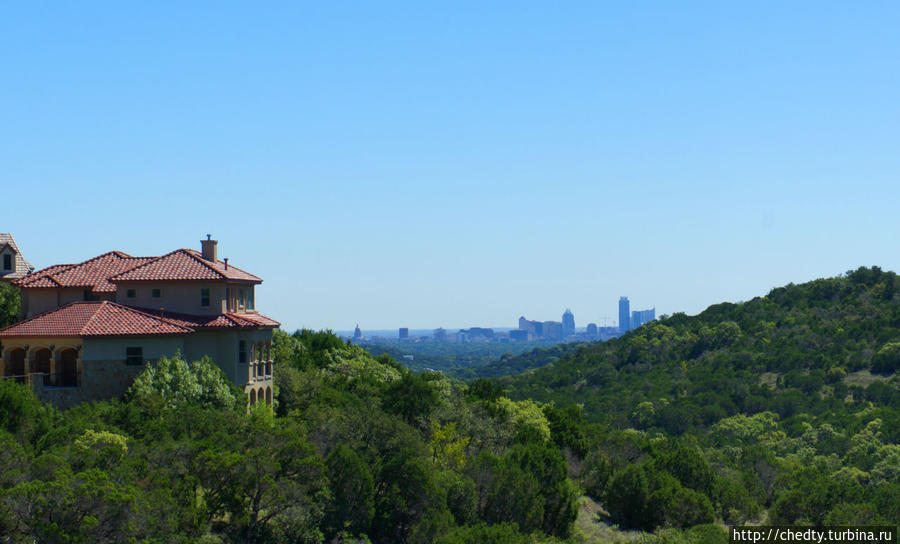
4 3 899 332
346 301 652 341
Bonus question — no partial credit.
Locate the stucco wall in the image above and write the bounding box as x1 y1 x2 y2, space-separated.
25 288 85 316
115 281 227 315
82 336 186 361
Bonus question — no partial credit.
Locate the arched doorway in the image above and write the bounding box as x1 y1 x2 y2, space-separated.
59 349 78 387
33 348 52 386
265 386 272 406
249 389 257 406
6 348 26 384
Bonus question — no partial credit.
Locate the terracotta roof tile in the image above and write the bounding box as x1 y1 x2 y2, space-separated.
0 301 194 338
17 252 155 293
110 249 262 283
132 308 280 330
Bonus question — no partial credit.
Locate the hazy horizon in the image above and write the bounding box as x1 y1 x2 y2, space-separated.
4 2 899 331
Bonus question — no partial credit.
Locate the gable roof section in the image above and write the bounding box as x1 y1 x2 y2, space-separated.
110 249 262 283
131 307 280 330
0 301 194 338
0 234 35 279
16 251 155 292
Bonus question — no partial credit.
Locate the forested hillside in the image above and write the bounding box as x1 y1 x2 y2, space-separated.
498 266 900 529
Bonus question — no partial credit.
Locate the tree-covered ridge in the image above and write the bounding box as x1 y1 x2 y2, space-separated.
359 338 574 376
499 266 900 529
452 342 587 380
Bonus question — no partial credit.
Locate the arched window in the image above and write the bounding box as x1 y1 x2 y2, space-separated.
249 389 257 406
59 349 78 387
265 386 272 406
34 348 51 386
6 348 26 383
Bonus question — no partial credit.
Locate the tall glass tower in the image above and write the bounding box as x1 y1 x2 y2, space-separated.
619 296 631 334
562 309 575 337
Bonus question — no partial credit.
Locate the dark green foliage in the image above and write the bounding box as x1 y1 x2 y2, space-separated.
381 371 440 426
434 522 530 544
0 380 55 444
543 403 590 456
323 444 375 539
466 378 505 402
0 282 20 328
606 464 651 530
872 342 900 375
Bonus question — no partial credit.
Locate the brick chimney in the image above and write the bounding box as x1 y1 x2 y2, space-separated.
201 234 218 262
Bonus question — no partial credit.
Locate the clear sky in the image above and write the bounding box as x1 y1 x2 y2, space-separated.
3 2 899 331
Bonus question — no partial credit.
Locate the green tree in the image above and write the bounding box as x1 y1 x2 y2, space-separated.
324 443 375 539
0 282 20 328
195 411 328 543
128 354 238 411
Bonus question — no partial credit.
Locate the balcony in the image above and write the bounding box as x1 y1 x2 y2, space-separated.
239 360 273 385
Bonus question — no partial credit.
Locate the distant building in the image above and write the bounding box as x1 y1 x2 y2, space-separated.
353 324 362 340
631 308 656 329
586 323 598 336
433 327 446 341
460 327 493 342
398 327 409 339
0 234 34 282
562 309 575 337
543 321 563 341
619 296 631 333
509 329 529 341
518 317 544 338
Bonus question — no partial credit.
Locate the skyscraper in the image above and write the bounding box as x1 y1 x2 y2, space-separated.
353 324 362 341
631 307 656 330
562 308 575 337
619 296 631 334
632 310 643 329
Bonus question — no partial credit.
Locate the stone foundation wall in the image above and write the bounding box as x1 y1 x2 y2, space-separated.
32 359 146 410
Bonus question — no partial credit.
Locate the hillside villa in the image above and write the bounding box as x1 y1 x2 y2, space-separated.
0 236 277 408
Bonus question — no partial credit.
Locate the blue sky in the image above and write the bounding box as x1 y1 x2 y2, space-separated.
3 2 899 331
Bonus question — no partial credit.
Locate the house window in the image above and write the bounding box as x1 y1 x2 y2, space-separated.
201 288 210 307
239 340 247 363
152 288 161 298
125 347 144 365
83 290 100 301
2 254 11 270
226 287 231 310
247 289 255 310
126 289 136 298
238 289 245 310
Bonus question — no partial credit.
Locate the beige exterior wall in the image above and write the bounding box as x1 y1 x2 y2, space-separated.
82 336 186 361
25 288 88 317
115 281 228 315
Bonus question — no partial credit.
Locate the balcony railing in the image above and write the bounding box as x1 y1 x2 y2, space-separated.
1 371 81 387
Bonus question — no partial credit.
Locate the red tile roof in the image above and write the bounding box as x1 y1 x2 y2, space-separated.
0 301 194 338
132 308 280 330
16 252 155 293
110 249 262 283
